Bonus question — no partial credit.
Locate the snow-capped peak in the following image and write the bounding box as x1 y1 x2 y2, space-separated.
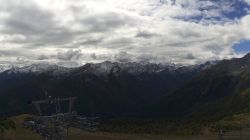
76 61 178 75
4 63 69 74
0 61 215 75
0 64 14 73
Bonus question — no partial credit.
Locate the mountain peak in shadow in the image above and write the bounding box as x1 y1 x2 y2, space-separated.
243 52 250 59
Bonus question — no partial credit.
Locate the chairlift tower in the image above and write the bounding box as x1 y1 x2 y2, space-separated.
32 96 77 116
24 92 98 140
30 94 77 140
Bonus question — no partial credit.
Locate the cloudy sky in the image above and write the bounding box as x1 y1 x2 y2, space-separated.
0 0 250 67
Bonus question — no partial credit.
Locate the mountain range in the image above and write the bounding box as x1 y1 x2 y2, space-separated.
153 53 250 120
0 54 249 122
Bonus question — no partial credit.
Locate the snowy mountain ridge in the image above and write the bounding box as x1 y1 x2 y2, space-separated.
0 61 216 75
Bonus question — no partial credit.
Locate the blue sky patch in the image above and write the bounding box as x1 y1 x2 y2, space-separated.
233 40 250 54
176 0 250 23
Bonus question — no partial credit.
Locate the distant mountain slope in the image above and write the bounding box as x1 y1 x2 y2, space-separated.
153 53 250 120
0 61 211 117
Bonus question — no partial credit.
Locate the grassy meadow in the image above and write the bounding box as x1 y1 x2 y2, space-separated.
2 114 250 140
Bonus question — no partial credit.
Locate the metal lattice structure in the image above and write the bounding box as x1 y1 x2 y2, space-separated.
23 95 98 140
32 96 77 116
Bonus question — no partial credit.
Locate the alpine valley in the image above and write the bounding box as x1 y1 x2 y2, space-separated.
0 54 250 123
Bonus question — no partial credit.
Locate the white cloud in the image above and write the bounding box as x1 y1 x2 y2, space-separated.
245 0 250 5
0 0 249 66
57 49 82 61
